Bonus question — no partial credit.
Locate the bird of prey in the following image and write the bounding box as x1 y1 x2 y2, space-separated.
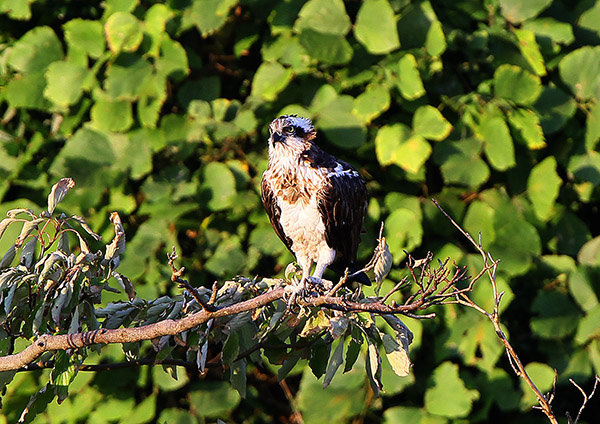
261 115 370 295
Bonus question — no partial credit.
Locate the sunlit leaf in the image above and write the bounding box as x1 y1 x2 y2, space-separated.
424 361 479 418
354 0 400 55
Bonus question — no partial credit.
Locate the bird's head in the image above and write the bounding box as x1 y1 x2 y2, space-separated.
267 115 316 161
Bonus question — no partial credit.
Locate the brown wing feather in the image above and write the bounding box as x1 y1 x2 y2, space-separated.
317 169 368 266
261 175 293 251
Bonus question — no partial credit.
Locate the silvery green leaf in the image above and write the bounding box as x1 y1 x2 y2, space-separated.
4 280 18 315
32 303 45 335
277 350 301 381
0 244 17 268
230 358 247 398
58 231 70 255
382 333 411 376
69 215 101 241
39 251 68 284
47 178 75 214
51 284 72 326
103 213 125 270
20 236 38 269
0 217 17 240
73 232 91 254
226 311 252 332
0 269 16 290
323 338 345 389
221 332 240 367
383 314 414 345
328 315 349 339
198 338 208 372
16 218 45 247
6 208 35 218
365 336 382 396
112 271 136 301
374 237 393 290
68 304 80 334
166 300 183 320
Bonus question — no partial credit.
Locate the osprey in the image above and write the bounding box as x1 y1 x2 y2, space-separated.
261 115 370 293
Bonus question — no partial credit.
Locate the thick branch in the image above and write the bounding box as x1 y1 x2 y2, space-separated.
0 286 286 372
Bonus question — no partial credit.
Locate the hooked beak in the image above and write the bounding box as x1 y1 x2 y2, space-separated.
270 132 285 144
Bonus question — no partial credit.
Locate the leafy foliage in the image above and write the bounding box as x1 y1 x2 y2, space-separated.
1 0 600 422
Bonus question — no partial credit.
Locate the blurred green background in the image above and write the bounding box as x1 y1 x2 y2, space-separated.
1 0 600 422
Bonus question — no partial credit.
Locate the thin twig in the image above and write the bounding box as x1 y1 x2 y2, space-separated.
432 198 558 424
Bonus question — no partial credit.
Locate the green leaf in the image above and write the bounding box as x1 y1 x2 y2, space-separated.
425 20 447 57
413 105 452 141
527 157 561 221
485 192 542 276
578 237 600 268
354 0 400 55
63 19 105 58
494 64 541 105
507 108 546 150
104 12 143 53
559 46 600 100
498 0 552 23
7 26 63 73
90 97 134 132
189 381 241 418
530 291 580 339
299 29 353 65
519 363 555 409
385 208 423 262
184 0 238 37
44 61 90 107
353 84 390 124
105 55 154 100
396 54 425 100
308 337 329 379
251 61 292 101
4 71 49 110
575 305 600 345
481 116 515 171
569 268 599 313
395 135 432 174
317 96 366 149
384 406 446 424
579 3 600 36
585 102 600 151
424 362 479 418
156 38 190 81
221 332 239 366
295 0 350 35
534 85 576 135
152 366 189 392
514 28 546 76
463 201 496 246
434 138 490 187
322 338 344 389
0 0 33 19
568 151 600 185
297 365 366 424
202 162 237 211
144 4 175 57
522 18 574 44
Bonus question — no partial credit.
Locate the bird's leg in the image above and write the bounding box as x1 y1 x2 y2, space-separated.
284 257 312 309
310 251 335 292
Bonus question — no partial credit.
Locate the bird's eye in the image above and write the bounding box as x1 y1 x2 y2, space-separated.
283 126 295 135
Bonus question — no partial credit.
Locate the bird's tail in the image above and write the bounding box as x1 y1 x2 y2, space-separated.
347 268 371 286
331 263 371 286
